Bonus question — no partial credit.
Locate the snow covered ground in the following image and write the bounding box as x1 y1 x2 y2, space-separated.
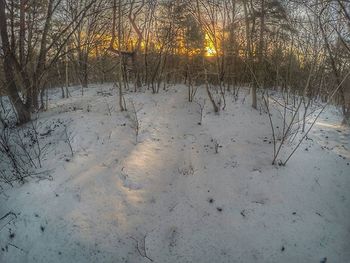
0 84 349 263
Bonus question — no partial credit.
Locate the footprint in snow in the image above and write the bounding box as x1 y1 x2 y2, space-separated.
119 170 142 190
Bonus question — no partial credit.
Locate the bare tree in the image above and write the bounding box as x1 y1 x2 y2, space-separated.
0 0 94 124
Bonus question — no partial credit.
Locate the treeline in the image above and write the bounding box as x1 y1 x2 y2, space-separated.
0 0 349 124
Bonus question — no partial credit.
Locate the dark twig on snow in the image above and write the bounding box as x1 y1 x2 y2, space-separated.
0 211 16 222
8 243 27 253
64 125 74 157
195 98 205 125
0 212 17 232
130 235 153 262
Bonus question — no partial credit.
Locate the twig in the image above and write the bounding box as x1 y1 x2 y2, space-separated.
64 125 74 157
8 243 27 253
0 211 16 221
129 99 143 143
130 235 153 262
195 98 205 125
0 212 17 232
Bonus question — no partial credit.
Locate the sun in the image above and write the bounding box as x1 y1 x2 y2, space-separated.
205 33 217 57
206 47 216 57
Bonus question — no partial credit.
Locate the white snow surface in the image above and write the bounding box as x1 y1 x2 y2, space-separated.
1 84 349 263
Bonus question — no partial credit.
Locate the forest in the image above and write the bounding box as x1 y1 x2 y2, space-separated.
0 0 349 262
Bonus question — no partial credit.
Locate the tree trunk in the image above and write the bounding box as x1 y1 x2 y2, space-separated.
65 43 70 97
205 70 219 113
0 0 30 124
243 0 257 109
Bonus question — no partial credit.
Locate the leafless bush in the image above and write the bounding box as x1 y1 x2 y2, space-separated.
128 99 143 143
0 115 50 186
229 86 240 102
205 70 221 113
64 125 74 157
262 91 301 165
211 138 220 154
263 71 350 165
0 127 29 185
195 98 205 125
187 70 199 102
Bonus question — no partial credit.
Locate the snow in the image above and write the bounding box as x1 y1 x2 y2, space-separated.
1 84 349 263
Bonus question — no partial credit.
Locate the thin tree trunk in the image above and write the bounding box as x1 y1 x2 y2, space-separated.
243 0 257 109
65 43 70 97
